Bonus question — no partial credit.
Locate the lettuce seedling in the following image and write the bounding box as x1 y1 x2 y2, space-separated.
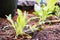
33 7 52 24
6 9 27 36
33 0 57 24
6 9 37 36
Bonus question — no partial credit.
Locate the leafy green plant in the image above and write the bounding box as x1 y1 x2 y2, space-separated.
6 9 37 36
46 0 57 13
55 6 60 18
33 7 52 24
6 9 27 36
33 0 57 24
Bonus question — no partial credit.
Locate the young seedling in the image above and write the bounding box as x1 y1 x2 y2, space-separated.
33 0 57 25
6 9 27 36
33 5 52 24
6 9 38 36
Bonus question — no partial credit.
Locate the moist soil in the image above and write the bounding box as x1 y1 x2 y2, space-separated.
32 23 60 40
0 12 60 40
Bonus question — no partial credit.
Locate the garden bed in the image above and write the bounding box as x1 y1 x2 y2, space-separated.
0 0 60 40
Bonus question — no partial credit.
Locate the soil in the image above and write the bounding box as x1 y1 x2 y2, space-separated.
0 18 16 40
32 23 60 40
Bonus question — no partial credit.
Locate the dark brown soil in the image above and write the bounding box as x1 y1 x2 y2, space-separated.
0 18 16 40
32 23 60 40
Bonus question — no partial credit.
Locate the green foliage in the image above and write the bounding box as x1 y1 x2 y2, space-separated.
6 9 27 36
46 0 57 13
36 0 40 4
47 0 57 7
55 6 60 18
6 9 37 36
33 0 57 24
46 0 60 18
33 6 52 24
29 25 36 32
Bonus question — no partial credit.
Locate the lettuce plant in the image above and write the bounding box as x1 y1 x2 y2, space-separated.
6 9 27 36
33 0 57 24
47 0 60 18
6 9 37 36
33 7 52 24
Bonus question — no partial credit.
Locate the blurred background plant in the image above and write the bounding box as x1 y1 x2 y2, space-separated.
33 0 57 25
55 6 60 18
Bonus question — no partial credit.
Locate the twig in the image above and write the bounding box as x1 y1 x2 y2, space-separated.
45 19 60 23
